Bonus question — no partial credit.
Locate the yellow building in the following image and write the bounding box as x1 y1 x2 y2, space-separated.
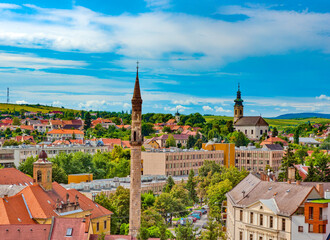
202 143 235 168
68 173 93 184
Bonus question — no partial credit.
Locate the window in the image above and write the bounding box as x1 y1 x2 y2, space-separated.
309 207 313 220
319 207 323 220
240 110 242 115
251 130 253 134
96 222 99 231
260 214 263 226
269 216 273 228
240 231 243 240
319 225 325 233
260 130 263 135
249 234 253 240
104 220 107 229
308 224 313 233
259 237 263 240
66 228 73 236
298 226 303 232
245 130 247 134
240 210 243 221
250 212 253 224
37 170 42 182
282 219 286 231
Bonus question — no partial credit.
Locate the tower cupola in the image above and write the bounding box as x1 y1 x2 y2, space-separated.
234 83 244 122
33 150 53 191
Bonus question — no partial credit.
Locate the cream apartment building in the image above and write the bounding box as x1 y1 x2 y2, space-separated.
226 174 323 240
141 148 224 176
235 144 284 173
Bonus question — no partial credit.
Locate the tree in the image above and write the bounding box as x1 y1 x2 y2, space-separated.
305 151 330 182
154 193 176 218
200 218 226 240
194 139 203 149
18 156 37 177
187 135 196 149
163 176 175 192
162 126 172 133
305 162 317 182
141 192 156 210
186 170 198 203
13 117 21 126
52 164 68 183
3 140 20 147
198 160 221 177
165 134 176 148
226 120 234 133
84 112 92 131
272 127 278 137
294 129 299 144
142 122 155 136
207 179 233 222
278 148 301 181
175 222 198 240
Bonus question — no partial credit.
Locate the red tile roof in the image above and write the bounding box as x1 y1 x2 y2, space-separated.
49 217 89 240
50 120 63 126
260 137 288 146
47 129 84 135
0 224 50 239
116 125 131 129
15 136 35 143
20 125 34 131
0 168 33 185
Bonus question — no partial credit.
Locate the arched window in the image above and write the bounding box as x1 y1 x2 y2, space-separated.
235 110 237 115
37 170 42 182
240 110 242 115
133 131 137 141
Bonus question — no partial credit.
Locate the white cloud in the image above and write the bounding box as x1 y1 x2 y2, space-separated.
203 106 213 111
250 109 256 113
316 94 330 100
0 3 20 9
0 5 328 73
52 101 62 106
123 103 130 109
16 100 28 104
164 105 190 112
0 52 87 70
275 107 289 112
215 106 231 113
78 100 107 110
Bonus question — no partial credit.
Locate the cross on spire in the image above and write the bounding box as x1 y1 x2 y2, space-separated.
136 61 139 70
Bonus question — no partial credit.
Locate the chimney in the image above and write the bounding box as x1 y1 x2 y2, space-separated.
287 167 296 181
296 180 301 185
316 184 324 198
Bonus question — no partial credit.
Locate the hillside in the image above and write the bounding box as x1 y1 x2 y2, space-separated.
204 115 330 131
274 112 330 119
0 103 77 113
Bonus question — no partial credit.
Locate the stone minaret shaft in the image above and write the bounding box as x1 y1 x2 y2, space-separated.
129 65 143 237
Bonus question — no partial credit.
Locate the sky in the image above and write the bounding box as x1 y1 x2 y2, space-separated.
0 0 329 117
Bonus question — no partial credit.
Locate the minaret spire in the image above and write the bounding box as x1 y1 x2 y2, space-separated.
129 63 142 237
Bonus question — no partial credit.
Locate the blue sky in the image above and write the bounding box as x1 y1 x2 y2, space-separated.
0 0 329 117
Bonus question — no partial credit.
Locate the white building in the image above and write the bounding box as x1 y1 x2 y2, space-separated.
226 174 328 240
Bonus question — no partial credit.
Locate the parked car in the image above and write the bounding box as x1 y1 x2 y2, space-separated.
193 211 202 217
189 213 201 220
187 216 197 223
195 209 207 215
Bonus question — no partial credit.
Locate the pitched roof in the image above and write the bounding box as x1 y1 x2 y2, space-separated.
0 194 36 224
262 144 284 151
49 217 89 240
226 173 319 216
0 224 50 239
261 137 288 146
47 129 84 135
15 136 35 143
157 134 189 140
50 120 63 125
234 116 269 126
0 168 33 185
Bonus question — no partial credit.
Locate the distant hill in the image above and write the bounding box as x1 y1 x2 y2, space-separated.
0 103 77 113
274 113 330 119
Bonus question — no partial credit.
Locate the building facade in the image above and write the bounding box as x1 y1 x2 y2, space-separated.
141 149 224 176
235 145 284 172
226 174 328 240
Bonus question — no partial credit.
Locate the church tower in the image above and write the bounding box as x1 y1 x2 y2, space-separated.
175 109 180 123
234 83 244 123
33 150 52 191
129 63 142 237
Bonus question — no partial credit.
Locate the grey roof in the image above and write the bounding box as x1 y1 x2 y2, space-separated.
259 198 279 214
288 137 320 144
226 174 319 216
263 144 284 151
234 116 269 126
0 185 27 198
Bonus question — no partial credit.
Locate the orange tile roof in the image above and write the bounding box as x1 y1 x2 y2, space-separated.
20 125 34 131
0 194 36 224
47 129 84 135
14 182 112 220
92 118 113 125
260 137 288 146
0 168 33 185
50 120 63 125
166 119 176 124
49 217 89 240
116 125 130 129
15 135 35 143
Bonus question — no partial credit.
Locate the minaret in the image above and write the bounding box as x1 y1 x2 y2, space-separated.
33 150 52 191
129 62 143 237
234 83 244 123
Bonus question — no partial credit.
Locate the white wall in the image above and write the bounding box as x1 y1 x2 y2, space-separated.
291 215 323 240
